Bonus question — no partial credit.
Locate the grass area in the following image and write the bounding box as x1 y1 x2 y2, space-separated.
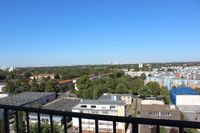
126 105 131 113
160 127 168 133
132 98 138 117
184 128 199 133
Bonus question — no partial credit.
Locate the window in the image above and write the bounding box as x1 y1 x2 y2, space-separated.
81 105 87 108
91 105 96 108
161 112 171 116
149 112 159 116
110 106 115 109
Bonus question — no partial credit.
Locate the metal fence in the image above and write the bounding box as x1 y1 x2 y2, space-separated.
0 104 200 133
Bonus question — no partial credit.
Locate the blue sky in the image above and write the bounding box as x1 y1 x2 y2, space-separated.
0 0 200 67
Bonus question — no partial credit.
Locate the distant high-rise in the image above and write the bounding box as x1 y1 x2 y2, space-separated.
139 63 143 68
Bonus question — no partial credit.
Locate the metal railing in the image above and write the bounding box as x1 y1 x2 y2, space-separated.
0 104 200 133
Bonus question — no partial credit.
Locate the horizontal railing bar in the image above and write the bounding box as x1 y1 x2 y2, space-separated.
0 104 200 129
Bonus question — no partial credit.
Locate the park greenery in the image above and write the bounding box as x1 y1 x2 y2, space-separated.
2 66 170 103
3 66 113 93
76 71 170 103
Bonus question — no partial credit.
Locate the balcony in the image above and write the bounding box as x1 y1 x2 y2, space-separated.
0 104 200 133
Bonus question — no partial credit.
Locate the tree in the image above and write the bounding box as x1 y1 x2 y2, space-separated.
5 80 15 93
14 112 26 133
77 76 91 90
30 79 39 92
104 77 116 93
116 83 128 94
23 72 32 79
146 82 161 96
30 122 62 133
140 73 146 80
54 73 60 79
138 86 152 97
0 70 6 81
45 79 58 92
132 78 144 94
93 84 106 99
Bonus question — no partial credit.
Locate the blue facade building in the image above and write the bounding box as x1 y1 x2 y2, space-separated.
170 87 199 104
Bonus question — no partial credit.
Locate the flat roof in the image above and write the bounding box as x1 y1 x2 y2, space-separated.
44 98 81 112
178 105 200 112
141 105 179 111
75 99 125 106
0 92 55 106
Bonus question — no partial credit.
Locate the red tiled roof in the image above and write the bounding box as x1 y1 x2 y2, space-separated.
58 79 73 84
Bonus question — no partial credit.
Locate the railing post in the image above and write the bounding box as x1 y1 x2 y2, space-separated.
4 109 9 133
113 121 116 133
50 114 54 133
15 111 19 133
132 123 138 133
79 118 82 133
63 116 67 133
179 127 183 133
37 113 41 133
156 125 160 133
95 119 99 133
26 112 30 133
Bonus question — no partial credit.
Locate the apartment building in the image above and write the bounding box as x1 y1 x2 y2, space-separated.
72 100 126 133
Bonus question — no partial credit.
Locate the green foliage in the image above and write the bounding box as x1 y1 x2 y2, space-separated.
184 129 199 133
76 71 169 100
0 70 6 81
30 122 62 133
140 73 146 80
160 127 168 133
138 86 152 97
14 112 26 133
5 76 59 93
116 83 128 94
0 119 4 133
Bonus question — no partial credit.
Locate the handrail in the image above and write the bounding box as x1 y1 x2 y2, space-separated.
0 104 200 133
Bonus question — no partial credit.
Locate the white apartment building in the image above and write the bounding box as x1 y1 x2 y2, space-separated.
72 100 126 133
125 71 152 78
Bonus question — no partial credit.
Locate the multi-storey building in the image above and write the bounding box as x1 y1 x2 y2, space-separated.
139 102 181 133
170 87 200 106
72 100 126 133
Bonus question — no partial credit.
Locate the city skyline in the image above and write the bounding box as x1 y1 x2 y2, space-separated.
1 0 200 67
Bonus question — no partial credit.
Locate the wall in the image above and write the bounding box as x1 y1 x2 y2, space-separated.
176 95 200 105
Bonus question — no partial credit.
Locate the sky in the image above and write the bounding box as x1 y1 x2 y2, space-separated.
0 0 200 67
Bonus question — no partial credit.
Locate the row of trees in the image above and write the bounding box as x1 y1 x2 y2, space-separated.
5 78 59 93
0 70 6 81
76 71 170 103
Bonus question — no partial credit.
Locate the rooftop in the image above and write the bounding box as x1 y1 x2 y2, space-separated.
141 105 178 111
44 98 81 112
58 79 73 84
98 93 133 101
0 92 55 106
73 99 125 109
170 87 200 95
